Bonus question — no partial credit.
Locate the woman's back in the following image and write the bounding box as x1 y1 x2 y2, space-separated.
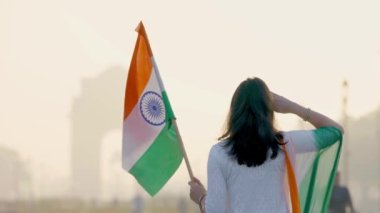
188 78 344 213
206 142 288 213
205 127 342 213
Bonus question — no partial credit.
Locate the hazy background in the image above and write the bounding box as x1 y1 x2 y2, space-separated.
1 0 379 212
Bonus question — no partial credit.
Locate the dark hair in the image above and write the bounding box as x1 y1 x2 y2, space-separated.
219 77 283 167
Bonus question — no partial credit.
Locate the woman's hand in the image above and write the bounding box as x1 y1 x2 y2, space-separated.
188 177 207 204
271 92 344 132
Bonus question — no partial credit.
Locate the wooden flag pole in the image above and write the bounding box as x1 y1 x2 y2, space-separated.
172 119 194 180
137 22 194 180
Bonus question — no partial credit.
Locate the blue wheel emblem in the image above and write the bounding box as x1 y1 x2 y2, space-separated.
140 91 166 126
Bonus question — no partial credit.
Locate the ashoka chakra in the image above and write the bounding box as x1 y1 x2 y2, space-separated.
139 91 166 126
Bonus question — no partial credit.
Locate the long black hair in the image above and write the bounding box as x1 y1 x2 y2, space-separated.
219 77 283 167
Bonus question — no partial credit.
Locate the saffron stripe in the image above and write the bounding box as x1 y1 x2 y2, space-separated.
124 31 153 119
284 146 301 213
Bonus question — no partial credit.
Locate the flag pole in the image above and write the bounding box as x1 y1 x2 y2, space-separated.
137 21 194 180
172 119 194 180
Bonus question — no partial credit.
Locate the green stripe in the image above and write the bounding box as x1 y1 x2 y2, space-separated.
321 142 342 212
313 126 343 149
129 123 183 196
302 154 321 212
299 160 314 210
162 91 175 120
299 127 343 212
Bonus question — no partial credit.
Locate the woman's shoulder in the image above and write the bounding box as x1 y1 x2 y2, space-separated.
281 127 342 152
281 127 342 143
209 141 230 158
281 129 314 142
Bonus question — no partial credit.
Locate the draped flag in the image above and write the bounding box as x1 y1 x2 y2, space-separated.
284 127 343 213
122 22 183 196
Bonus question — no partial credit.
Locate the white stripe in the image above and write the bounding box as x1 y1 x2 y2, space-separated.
284 130 318 186
122 66 165 171
152 56 165 91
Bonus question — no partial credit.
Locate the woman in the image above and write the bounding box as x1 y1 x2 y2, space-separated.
189 77 344 213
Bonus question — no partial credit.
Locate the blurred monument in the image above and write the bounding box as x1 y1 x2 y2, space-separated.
70 66 125 200
347 106 380 212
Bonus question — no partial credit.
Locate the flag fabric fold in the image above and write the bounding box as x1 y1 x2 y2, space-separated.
122 22 183 196
284 126 343 213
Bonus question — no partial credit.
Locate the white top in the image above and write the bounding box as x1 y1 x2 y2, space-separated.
205 130 318 213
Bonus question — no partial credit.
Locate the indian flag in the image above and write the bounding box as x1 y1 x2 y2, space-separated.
284 126 343 213
122 22 183 196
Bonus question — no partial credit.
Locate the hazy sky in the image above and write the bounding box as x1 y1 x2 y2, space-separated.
1 0 380 198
